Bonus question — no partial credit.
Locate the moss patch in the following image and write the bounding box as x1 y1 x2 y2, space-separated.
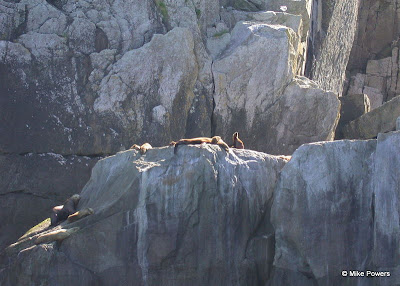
213 30 229 38
19 218 51 241
156 0 169 20
195 8 201 19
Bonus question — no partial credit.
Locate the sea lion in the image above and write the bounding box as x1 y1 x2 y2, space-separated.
35 227 80 244
278 155 291 162
50 194 80 226
130 143 152 154
67 208 94 223
231 132 244 149
172 136 230 154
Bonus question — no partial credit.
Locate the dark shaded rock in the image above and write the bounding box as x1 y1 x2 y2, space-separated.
342 95 400 139
336 93 370 139
94 27 109 52
0 153 99 251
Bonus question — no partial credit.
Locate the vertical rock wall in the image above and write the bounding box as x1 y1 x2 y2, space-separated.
308 0 360 95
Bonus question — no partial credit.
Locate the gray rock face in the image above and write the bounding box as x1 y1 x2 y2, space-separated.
258 77 339 154
348 0 400 72
3 133 400 285
346 0 400 104
309 0 360 95
94 27 198 146
271 131 400 285
0 146 286 285
214 46 340 156
342 95 400 139
212 21 296 131
0 153 99 251
346 56 394 108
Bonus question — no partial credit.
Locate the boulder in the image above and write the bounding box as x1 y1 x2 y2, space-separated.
212 21 296 132
94 27 198 146
271 131 400 285
335 94 370 139
214 38 340 155
255 77 340 155
0 153 99 251
0 145 287 285
342 95 400 139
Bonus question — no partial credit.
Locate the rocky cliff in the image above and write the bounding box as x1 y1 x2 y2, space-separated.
2 0 400 284
0 0 351 250
1 132 400 285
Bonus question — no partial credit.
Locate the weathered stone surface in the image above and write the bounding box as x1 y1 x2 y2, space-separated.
336 94 370 139
256 77 340 155
372 131 400 278
347 73 366 95
348 0 400 71
213 21 296 131
0 153 99 251
346 0 400 104
214 44 340 156
363 86 384 110
212 21 338 155
397 116 400 131
0 146 287 285
271 131 400 285
223 0 266 12
0 1 26 41
309 0 360 94
342 95 400 139
94 27 198 146
346 56 392 108
265 0 312 41
1 243 98 285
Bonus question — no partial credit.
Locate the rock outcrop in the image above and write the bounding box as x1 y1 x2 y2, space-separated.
0 146 287 285
1 0 348 248
345 0 400 104
342 95 400 139
335 93 370 139
0 153 99 251
212 22 340 155
2 132 400 285
271 131 400 285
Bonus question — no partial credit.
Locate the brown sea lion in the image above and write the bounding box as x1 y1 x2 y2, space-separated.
172 136 230 154
35 227 80 244
278 155 291 162
67 208 94 223
231 132 244 149
130 143 152 154
50 194 80 226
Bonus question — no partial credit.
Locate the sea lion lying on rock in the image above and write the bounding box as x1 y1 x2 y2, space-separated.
130 143 152 154
50 194 80 226
231 132 244 149
67 208 94 223
171 136 230 154
35 227 80 245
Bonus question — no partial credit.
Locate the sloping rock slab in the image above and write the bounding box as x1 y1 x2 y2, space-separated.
342 95 400 139
0 153 100 251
